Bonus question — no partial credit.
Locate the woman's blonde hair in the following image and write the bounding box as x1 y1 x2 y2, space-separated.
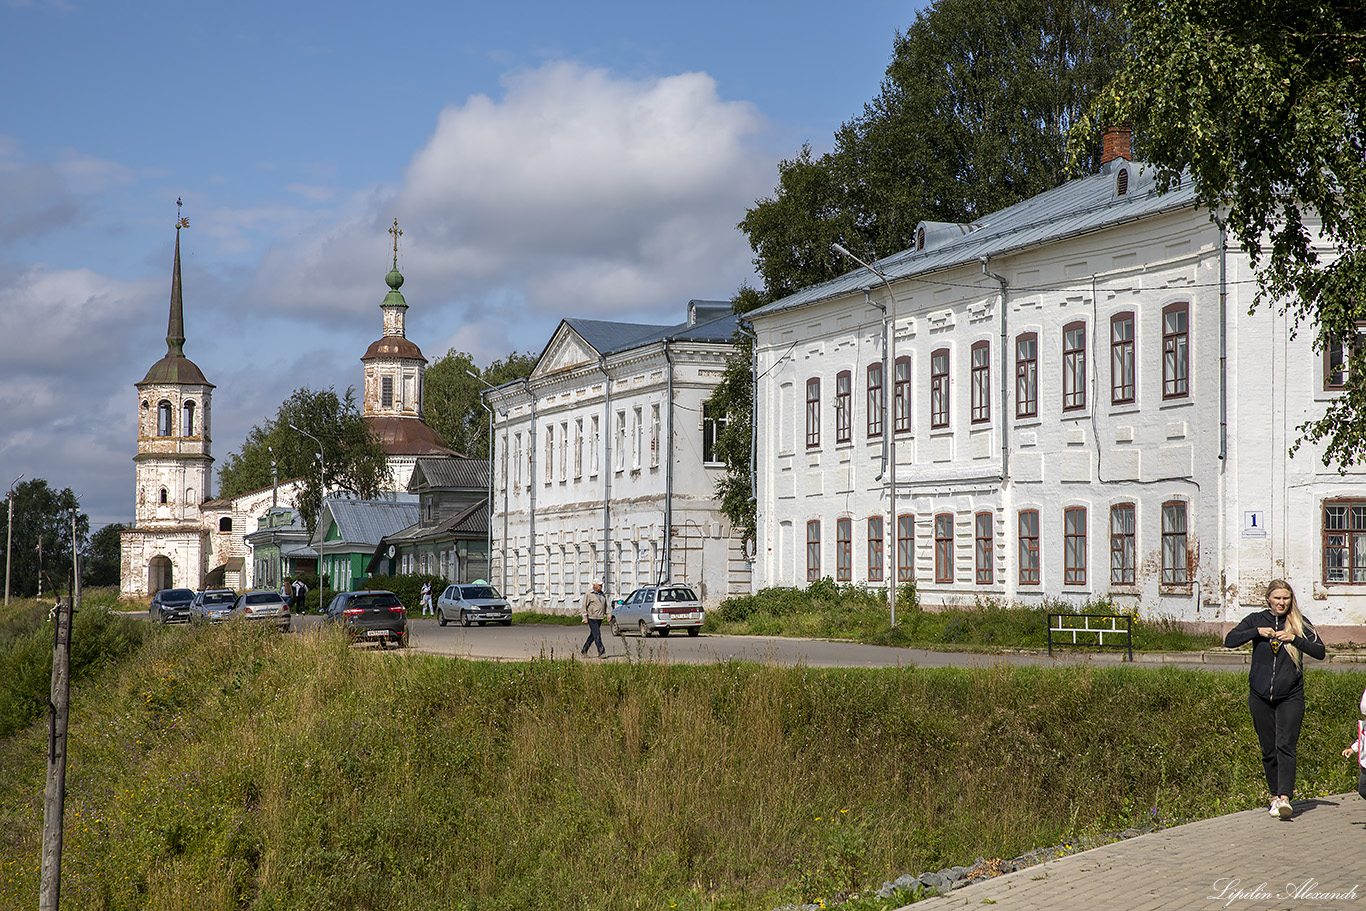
1266 579 1307 669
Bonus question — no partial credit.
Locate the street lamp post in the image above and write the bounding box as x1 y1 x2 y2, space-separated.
287 422 326 599
832 243 901 627
5 473 22 605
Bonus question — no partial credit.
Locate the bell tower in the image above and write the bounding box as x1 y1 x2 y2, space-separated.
120 203 214 596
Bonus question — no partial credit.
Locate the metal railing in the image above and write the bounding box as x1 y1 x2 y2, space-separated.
1047 613 1133 661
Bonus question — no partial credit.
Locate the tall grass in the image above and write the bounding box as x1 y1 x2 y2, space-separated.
0 623 1361 910
707 584 1224 652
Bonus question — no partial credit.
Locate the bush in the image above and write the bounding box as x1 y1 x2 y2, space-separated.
360 573 448 611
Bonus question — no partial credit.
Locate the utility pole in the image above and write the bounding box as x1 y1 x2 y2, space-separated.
36 534 43 599
5 473 21 605
39 510 77 911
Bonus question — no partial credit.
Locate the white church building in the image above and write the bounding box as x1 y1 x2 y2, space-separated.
746 131 1366 639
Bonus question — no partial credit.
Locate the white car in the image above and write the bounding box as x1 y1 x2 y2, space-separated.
610 584 704 638
230 590 292 632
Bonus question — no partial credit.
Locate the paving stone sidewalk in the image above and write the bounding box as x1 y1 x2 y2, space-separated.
907 793 1366 911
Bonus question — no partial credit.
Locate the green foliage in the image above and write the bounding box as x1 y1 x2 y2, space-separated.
1074 0 1366 465
216 387 390 536
82 522 127 587
4 478 88 598
705 295 760 540
424 350 536 458
360 573 448 611
707 587 1222 653
0 625 1360 909
0 601 145 738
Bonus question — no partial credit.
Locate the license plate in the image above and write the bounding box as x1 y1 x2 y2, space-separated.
366 630 388 638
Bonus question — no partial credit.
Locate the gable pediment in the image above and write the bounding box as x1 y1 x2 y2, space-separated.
534 325 599 378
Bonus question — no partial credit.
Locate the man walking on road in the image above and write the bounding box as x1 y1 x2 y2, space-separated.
581 581 609 658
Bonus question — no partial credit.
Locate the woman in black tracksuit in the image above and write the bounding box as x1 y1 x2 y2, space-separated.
1224 579 1326 819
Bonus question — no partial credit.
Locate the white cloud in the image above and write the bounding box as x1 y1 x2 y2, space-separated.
247 61 770 325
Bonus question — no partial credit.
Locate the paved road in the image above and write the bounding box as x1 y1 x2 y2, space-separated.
908 793 1366 911
287 614 1366 671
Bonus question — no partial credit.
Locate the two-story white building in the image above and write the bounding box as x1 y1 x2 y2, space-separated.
746 136 1366 639
486 301 751 612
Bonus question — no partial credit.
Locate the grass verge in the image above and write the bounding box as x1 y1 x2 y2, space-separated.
0 621 1361 910
705 582 1224 652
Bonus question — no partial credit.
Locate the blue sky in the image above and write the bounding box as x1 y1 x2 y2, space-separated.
0 0 926 529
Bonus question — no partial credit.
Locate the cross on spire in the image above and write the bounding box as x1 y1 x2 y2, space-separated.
176 197 189 230
389 218 403 270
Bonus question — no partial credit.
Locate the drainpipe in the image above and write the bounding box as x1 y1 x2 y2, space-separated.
475 392 494 584
1217 209 1228 462
980 258 1010 479
661 339 675 584
599 355 613 596
860 288 889 481
519 378 537 605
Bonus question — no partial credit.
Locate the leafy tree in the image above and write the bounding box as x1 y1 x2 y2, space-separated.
740 0 1124 301
714 0 1124 534
217 387 390 535
5 479 88 598
1074 0 1365 465
424 350 536 458
82 522 127 588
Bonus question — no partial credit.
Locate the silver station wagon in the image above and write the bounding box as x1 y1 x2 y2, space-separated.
610 584 704 638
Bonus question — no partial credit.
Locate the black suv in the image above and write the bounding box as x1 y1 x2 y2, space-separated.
323 590 409 648
150 588 195 624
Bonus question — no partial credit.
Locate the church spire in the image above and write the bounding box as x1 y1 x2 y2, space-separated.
166 198 190 358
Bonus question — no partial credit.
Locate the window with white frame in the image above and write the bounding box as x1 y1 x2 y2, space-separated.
560 421 568 480
633 406 643 468
545 425 554 484
1161 501 1190 584
650 404 660 467
574 418 583 479
591 415 600 475
514 434 523 488
1110 503 1136 585
703 402 726 464
615 411 626 471
1063 322 1086 412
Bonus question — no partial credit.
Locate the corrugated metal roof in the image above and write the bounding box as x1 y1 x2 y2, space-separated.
749 159 1199 320
562 300 739 357
408 456 489 491
320 498 419 548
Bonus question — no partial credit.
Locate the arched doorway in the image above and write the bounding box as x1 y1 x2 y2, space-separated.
147 555 173 594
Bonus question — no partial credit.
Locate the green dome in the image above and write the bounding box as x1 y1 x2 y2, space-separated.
386 268 404 291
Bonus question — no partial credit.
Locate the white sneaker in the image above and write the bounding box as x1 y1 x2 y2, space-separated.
1277 798 1293 819
1269 800 1281 817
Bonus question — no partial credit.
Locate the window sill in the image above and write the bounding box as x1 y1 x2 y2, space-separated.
1108 402 1140 416
1159 398 1193 411
1159 584 1194 596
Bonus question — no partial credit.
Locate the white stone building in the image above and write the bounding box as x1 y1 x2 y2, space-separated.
747 136 1366 639
485 301 751 611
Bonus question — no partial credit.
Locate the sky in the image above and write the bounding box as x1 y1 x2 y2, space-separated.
0 0 927 531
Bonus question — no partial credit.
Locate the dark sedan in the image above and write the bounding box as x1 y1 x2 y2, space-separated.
150 588 195 624
323 590 409 648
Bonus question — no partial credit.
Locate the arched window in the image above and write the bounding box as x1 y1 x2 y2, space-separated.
182 400 196 436
159 488 169 504
157 401 173 436
219 517 232 532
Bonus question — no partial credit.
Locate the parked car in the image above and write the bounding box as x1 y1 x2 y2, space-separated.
436 583 512 627
323 590 409 648
230 589 292 631
150 588 195 624
190 589 236 624
609 584 704 637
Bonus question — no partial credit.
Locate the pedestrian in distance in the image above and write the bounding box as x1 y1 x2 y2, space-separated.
420 581 433 617
580 581 609 658
1340 686 1366 801
291 578 307 614
1224 579 1326 819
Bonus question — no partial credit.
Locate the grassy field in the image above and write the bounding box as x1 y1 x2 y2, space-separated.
705 583 1226 652
1 601 1362 911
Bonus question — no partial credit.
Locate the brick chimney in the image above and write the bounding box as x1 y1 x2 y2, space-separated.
1101 125 1133 164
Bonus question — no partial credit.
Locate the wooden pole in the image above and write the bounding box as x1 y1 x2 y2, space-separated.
38 511 77 910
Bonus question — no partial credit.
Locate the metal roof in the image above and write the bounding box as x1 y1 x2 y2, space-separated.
749 159 1200 321
560 299 739 357
408 456 490 492
318 498 419 548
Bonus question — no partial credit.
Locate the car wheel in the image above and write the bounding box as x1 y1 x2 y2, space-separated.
460 611 472 628
659 628 671 637
610 618 622 637
397 632 409 648
500 618 512 627
437 609 448 627
687 626 700 637
638 620 649 638
377 638 387 650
